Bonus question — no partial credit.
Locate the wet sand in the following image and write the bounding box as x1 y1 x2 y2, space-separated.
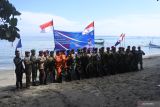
0 55 160 107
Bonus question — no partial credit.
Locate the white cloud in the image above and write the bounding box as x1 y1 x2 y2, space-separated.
18 11 82 36
17 11 160 36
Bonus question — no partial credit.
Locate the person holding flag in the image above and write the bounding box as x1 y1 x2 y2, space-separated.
13 39 24 89
13 50 24 89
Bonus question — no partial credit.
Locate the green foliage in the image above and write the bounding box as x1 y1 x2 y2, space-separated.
0 0 21 42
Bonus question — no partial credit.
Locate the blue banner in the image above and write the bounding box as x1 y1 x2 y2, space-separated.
54 30 94 50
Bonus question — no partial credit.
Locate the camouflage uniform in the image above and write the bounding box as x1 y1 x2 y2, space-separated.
24 51 32 88
38 51 46 85
30 49 38 86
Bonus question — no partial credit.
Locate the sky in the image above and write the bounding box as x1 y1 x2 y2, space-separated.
9 0 160 36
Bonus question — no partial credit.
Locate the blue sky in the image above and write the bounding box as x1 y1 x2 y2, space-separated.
9 0 160 36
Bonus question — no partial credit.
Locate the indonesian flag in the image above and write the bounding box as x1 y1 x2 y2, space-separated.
82 21 94 35
115 33 125 46
40 20 53 33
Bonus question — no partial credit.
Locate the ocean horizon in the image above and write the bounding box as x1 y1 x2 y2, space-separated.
0 35 160 71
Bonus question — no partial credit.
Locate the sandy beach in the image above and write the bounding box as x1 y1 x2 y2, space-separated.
0 55 160 107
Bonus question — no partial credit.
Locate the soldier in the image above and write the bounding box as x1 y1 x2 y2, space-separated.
37 51 46 85
110 46 117 74
125 48 132 72
30 49 38 86
106 47 111 54
126 46 131 51
75 49 82 80
44 50 49 85
65 50 72 81
24 51 32 88
104 47 112 75
81 47 89 78
47 51 55 83
99 47 106 76
137 46 145 70
89 47 99 77
131 46 138 71
13 50 24 89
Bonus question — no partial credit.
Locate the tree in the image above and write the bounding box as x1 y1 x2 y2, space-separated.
0 0 21 42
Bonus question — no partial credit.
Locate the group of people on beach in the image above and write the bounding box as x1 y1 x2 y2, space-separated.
13 46 145 89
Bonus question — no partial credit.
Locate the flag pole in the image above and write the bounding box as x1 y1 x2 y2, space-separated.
52 19 56 52
124 35 126 48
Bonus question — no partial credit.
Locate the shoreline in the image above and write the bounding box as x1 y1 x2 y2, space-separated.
0 54 160 72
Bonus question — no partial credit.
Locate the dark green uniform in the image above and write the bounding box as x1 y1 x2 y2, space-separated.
137 47 145 70
13 51 24 89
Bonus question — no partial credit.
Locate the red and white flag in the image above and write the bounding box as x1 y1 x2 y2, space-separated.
40 20 53 33
82 21 94 35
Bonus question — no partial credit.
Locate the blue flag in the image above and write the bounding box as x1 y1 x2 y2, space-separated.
54 30 94 50
16 39 22 49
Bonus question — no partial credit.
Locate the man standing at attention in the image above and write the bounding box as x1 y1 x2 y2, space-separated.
30 49 38 86
137 46 145 70
24 51 32 88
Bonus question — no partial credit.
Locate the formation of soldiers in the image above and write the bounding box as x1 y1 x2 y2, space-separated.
13 46 145 89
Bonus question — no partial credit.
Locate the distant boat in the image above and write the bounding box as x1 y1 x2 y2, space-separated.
149 42 160 48
95 39 105 45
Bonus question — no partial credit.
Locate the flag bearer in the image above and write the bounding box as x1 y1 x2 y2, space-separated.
13 50 24 89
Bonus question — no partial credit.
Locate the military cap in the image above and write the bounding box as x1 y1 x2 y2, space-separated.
77 48 80 51
25 51 30 55
25 51 30 53
132 46 136 48
39 50 43 54
106 47 110 49
50 51 54 55
111 46 115 49
15 50 19 54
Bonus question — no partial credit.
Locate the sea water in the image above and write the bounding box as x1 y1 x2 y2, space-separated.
0 35 160 71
